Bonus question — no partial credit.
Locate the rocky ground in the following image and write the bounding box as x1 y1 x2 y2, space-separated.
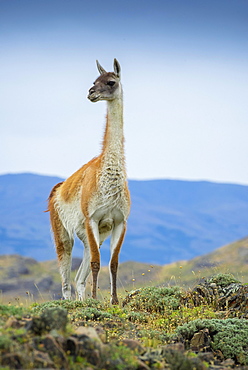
0 273 248 369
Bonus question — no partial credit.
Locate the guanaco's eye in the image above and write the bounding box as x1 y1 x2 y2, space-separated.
107 81 115 86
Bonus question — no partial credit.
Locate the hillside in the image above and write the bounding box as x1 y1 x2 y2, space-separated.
0 173 248 264
0 237 247 302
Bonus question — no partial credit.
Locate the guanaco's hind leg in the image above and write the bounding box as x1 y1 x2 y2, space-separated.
109 221 126 305
85 218 100 300
49 202 74 299
75 231 91 300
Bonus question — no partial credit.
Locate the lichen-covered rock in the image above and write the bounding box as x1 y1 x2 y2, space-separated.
139 346 207 370
4 316 28 329
175 318 248 365
27 307 68 334
190 329 211 352
1 353 25 369
75 326 103 345
189 273 248 315
40 334 68 366
119 339 145 355
32 349 54 369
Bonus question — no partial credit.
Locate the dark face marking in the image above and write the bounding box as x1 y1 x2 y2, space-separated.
87 72 120 102
107 81 115 87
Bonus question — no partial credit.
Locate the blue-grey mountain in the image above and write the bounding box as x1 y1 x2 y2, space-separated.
0 173 247 264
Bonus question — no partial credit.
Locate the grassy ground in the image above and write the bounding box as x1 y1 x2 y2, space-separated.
1 273 247 369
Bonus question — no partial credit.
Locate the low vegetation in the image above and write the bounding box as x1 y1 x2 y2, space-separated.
1 273 247 369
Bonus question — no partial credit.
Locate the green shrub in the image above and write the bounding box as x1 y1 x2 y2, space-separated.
124 286 182 313
101 344 139 369
156 305 218 334
125 311 149 323
162 348 198 370
139 329 171 347
73 307 113 321
0 304 27 318
176 318 248 365
31 299 115 325
207 273 240 287
0 335 12 350
31 298 104 314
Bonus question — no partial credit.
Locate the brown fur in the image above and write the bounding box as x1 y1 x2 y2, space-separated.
46 181 64 212
49 196 72 261
59 156 101 210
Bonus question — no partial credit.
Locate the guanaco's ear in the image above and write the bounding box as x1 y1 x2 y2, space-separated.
96 60 107 75
113 58 121 78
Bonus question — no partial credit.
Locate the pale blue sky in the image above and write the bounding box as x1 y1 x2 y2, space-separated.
1 0 248 184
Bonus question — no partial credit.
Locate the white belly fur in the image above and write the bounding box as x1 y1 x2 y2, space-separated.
55 190 127 245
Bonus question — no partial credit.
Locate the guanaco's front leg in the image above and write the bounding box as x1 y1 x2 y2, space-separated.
85 218 100 299
109 221 126 305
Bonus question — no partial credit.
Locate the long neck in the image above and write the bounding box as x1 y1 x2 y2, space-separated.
99 93 127 196
101 94 124 158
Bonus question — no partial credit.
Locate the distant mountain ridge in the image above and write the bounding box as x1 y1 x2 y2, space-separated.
0 173 248 264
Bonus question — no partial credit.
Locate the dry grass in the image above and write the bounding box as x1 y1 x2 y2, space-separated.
0 237 247 305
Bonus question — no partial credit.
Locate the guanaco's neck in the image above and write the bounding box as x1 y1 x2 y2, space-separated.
98 90 126 199
102 94 124 159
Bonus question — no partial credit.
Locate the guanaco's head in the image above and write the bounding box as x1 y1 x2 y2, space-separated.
88 59 122 102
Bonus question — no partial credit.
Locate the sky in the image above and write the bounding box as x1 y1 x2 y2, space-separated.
1 0 248 185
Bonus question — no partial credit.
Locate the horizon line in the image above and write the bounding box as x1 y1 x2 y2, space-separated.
1 171 248 187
